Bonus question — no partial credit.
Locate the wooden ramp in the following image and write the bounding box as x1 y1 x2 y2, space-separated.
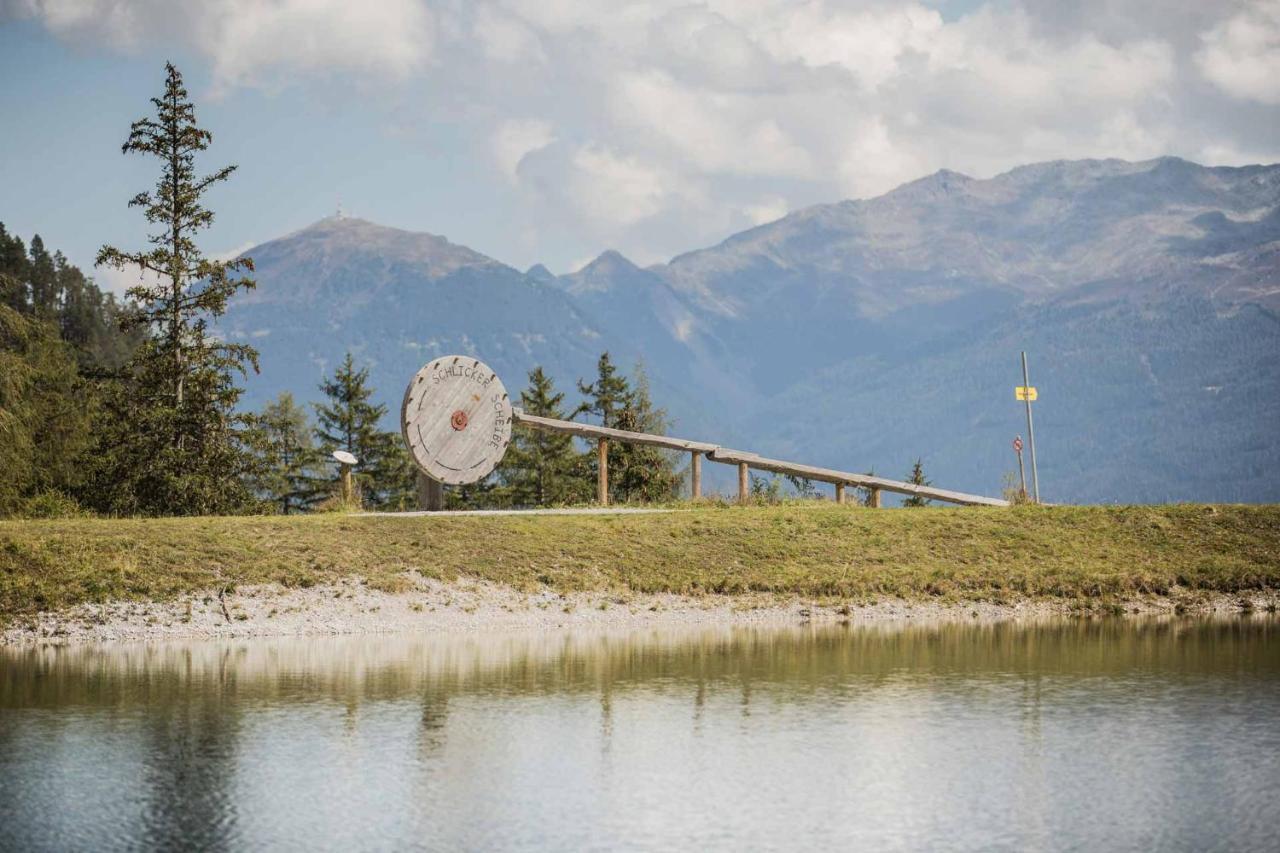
512 409 1008 508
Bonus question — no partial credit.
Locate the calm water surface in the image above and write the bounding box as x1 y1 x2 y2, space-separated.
2 619 1278 852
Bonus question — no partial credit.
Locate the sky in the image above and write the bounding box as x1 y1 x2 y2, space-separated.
1 0 1278 290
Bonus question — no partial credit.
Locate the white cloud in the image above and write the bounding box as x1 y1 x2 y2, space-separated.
491 119 556 182
13 0 433 91
1196 1 1280 104
744 197 788 226
567 143 685 228
474 3 545 64
94 259 160 298
16 0 1280 266
612 69 813 178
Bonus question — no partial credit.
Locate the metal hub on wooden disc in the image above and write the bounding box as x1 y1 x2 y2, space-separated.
401 357 513 485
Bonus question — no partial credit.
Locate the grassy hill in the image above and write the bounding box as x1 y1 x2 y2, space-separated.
3 504 1278 620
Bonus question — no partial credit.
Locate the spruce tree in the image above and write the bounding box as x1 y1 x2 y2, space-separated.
501 366 589 506
252 392 326 514
575 351 629 427
903 458 932 507
315 352 383 502
611 362 680 502
313 352 412 509
26 236 57 317
575 356 679 504
90 63 259 515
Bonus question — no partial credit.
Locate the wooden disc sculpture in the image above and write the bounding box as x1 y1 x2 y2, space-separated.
401 356 513 485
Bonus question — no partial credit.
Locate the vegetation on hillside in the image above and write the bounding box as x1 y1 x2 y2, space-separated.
1 504 1276 619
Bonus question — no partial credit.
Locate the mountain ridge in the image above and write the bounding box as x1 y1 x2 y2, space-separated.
220 155 1280 504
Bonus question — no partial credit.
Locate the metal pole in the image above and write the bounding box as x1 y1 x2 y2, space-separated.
1021 352 1040 503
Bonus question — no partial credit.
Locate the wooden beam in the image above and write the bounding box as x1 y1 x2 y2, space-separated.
597 439 609 506
691 451 702 499
738 462 749 504
707 448 1008 507
513 407 1008 508
514 409 718 453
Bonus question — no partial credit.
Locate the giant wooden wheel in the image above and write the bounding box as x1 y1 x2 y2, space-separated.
400 356 513 485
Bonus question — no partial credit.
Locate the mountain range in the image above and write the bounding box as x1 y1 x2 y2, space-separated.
219 156 1280 504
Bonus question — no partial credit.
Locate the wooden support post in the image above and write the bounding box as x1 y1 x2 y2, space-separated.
835 483 845 505
738 462 749 504
416 471 444 512
691 451 702 499
340 465 353 507
598 438 609 506
869 487 882 508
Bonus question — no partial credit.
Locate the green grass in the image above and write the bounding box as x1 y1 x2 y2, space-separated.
2 504 1278 619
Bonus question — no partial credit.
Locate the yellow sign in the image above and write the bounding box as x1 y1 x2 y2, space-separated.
1016 386 1038 401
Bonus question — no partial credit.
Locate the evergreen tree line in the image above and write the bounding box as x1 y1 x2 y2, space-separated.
1 62 927 517
0 63 404 517
0 64 681 517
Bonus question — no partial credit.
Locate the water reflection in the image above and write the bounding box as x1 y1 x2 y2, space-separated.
1 618 1278 851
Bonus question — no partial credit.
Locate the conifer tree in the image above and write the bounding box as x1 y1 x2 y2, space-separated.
903 458 932 507
575 351 629 427
575 356 679 504
89 63 259 515
611 362 681 502
313 352 413 509
0 223 139 371
501 366 589 506
26 236 57 316
0 224 26 310
252 392 326 514
0 305 93 514
314 352 384 502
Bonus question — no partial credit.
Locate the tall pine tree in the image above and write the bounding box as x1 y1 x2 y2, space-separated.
500 366 589 506
90 63 259 515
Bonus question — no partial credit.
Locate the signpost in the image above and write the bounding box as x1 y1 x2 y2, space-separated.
1012 435 1026 500
1018 352 1041 503
332 450 358 506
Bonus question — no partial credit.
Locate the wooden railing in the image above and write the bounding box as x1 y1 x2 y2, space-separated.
512 409 1008 508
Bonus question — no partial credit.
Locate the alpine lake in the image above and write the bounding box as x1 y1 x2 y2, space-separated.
2 617 1278 851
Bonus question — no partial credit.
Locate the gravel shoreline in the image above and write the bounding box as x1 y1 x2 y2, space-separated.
4 573 1276 645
